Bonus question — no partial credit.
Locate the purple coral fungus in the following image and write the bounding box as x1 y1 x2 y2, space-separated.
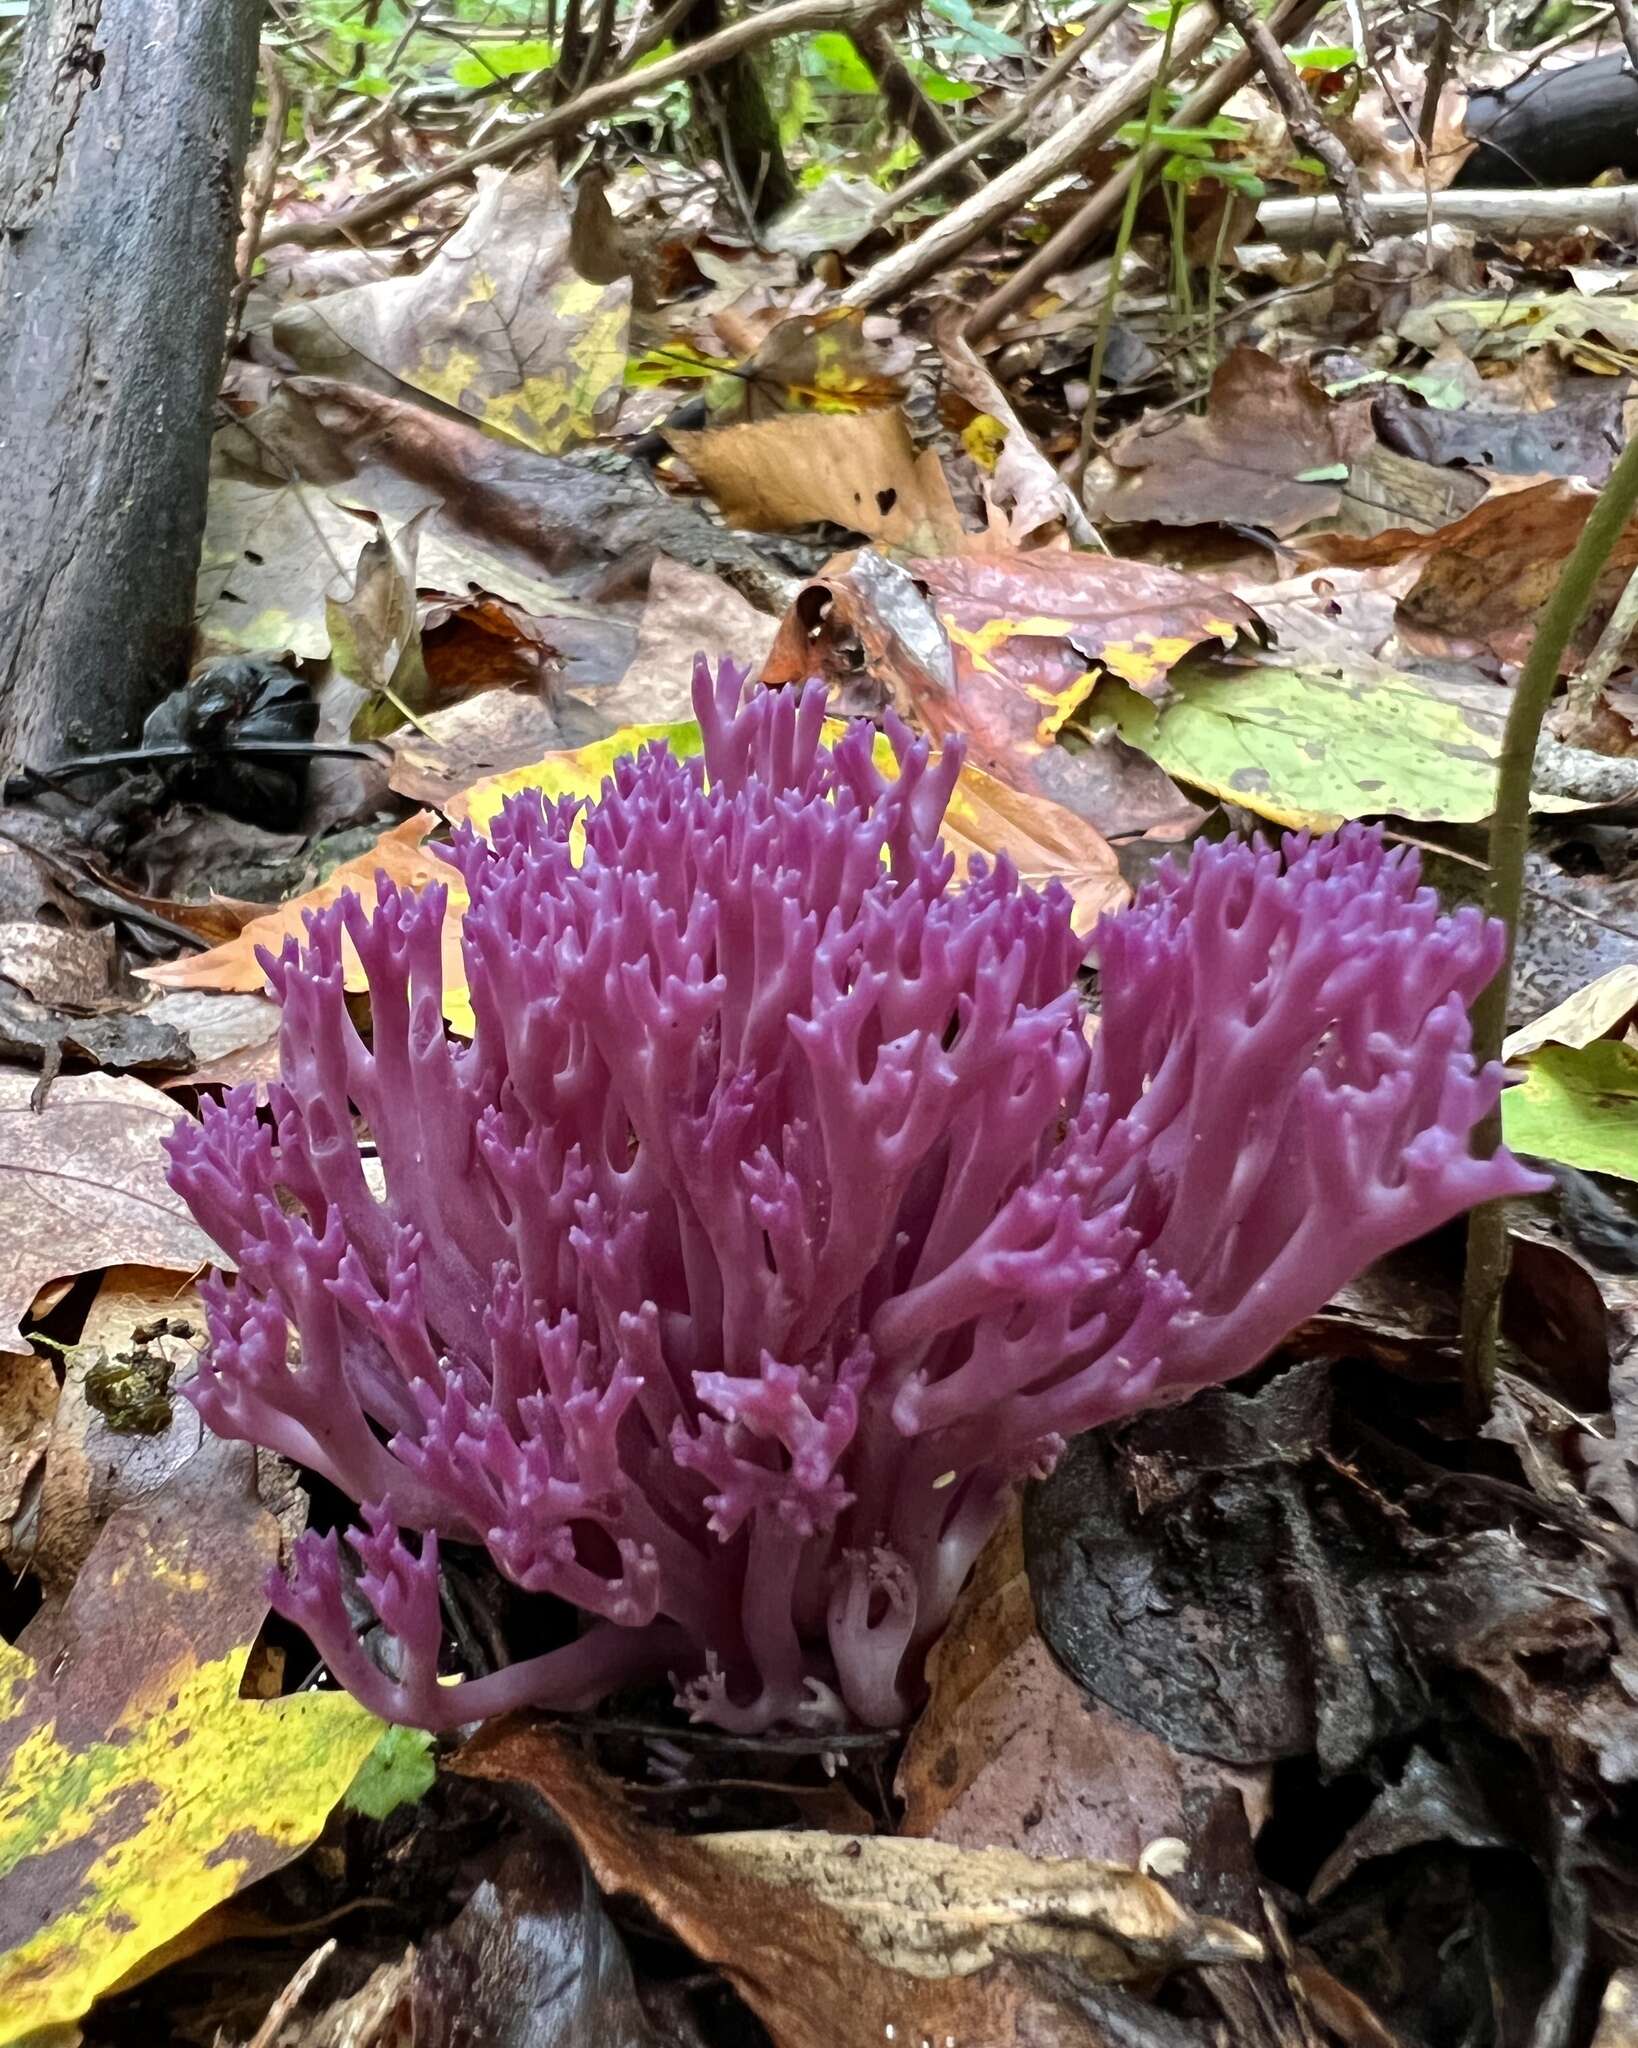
165 658 1543 1733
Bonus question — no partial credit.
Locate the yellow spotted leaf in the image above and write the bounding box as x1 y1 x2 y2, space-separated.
279 162 629 456
0 1446 383 2039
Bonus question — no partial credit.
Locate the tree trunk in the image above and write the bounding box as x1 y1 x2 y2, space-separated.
0 0 262 771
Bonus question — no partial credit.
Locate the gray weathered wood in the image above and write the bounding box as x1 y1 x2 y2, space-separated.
0 0 262 769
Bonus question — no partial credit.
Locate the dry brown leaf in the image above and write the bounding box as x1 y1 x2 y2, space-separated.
34 1267 209 1594
1299 479 1638 663
1089 349 1376 538
388 689 572 807
668 410 968 554
596 557 781 727
0 923 116 1009
136 814 459 998
0 1075 219 1354
938 756 1128 935
459 1723 1260 2048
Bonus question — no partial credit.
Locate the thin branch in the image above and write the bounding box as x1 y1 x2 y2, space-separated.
843 1 1222 312
227 46 293 355
263 0 905 250
963 0 1326 343
1459 428 1638 1417
1612 0 1638 73
869 0 1127 223
1217 0 1373 250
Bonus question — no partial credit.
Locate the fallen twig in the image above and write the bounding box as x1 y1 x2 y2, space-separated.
227 45 292 352
1460 428 1638 1416
964 0 1324 342
261 0 904 249
1217 0 1372 250
1255 183 1638 241
843 1 1222 312
868 0 1129 223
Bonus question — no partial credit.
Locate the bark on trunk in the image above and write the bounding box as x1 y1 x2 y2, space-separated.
679 0 796 223
0 0 262 771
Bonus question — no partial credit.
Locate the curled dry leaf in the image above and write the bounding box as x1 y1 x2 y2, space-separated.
457 1722 1261 2048
0 1072 221 1354
667 410 968 556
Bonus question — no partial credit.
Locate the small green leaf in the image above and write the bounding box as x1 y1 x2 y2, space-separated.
926 0 1027 56
345 1725 438 1820
1295 462 1349 482
807 30 877 92
449 39 557 84
1502 1040 1638 1180
1288 42 1358 68
906 58 980 103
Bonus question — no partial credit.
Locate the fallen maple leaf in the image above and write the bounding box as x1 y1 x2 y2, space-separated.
0 1073 221 1353
0 1442 383 2039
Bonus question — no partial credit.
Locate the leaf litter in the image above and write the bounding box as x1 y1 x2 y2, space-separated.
13 5 1638 2044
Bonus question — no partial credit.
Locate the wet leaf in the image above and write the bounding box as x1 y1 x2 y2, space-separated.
1502 1041 1638 1182
0 1444 383 2038
1086 657 1508 829
0 1074 221 1355
458 1723 1260 2048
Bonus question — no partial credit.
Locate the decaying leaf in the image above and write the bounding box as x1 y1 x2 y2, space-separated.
0 1443 383 2039
595 557 782 728
34 1267 211 1595
328 509 435 738
0 1073 221 1354
667 410 968 555
761 548 1224 835
458 1722 1260 2048
1088 349 1376 537
1503 1041 1638 1182
898 1511 1263 1869
272 163 630 455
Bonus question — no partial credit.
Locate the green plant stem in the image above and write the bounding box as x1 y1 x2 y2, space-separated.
1459 423 1638 1418
1072 0 1181 489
